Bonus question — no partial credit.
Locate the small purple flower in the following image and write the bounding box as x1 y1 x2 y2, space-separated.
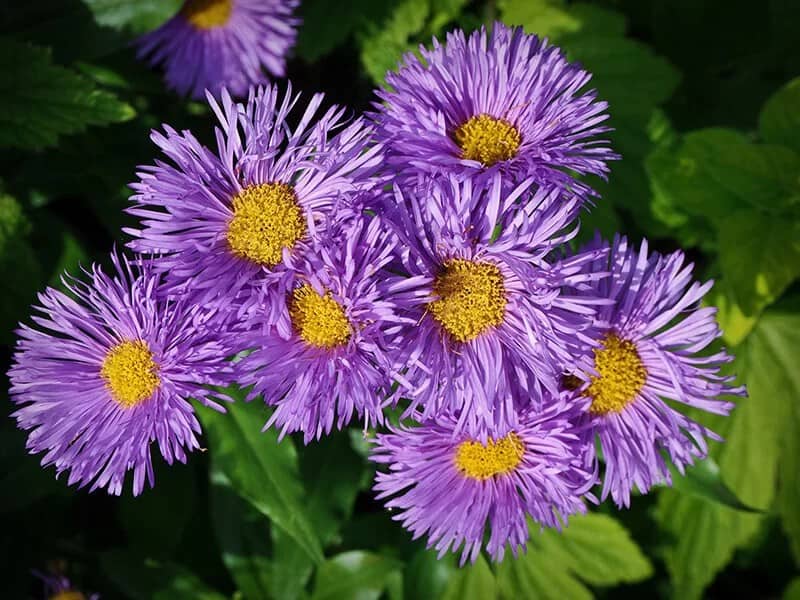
372 22 615 193
126 84 383 309
383 174 606 433
34 570 99 600
233 216 411 442
136 0 299 99
564 236 746 507
371 403 596 564
7 253 232 496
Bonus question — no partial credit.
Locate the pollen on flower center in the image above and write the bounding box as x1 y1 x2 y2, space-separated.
453 114 522 166
455 433 525 480
289 284 351 349
429 259 506 343
101 340 160 408
50 592 87 600
586 333 647 415
182 0 233 29
226 182 306 267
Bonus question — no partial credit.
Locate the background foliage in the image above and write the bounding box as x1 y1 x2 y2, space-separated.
1 1 799 598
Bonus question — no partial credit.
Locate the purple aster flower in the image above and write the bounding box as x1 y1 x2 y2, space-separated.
371 402 596 564
383 174 607 433
563 235 746 507
371 22 615 193
7 252 232 496
126 84 384 310
136 0 299 99
232 216 412 442
33 570 99 600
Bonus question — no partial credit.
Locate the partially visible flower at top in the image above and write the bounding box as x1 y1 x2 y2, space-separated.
7 252 233 496
34 570 99 600
371 22 615 194
136 0 300 99
233 216 412 443
383 174 607 433
563 235 746 507
126 84 384 311
371 402 596 564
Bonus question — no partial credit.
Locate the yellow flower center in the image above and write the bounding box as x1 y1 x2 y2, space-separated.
182 0 233 29
429 259 506 343
455 433 525 480
289 284 351 349
50 593 86 600
226 183 306 267
101 340 160 409
453 114 522 166
587 333 648 415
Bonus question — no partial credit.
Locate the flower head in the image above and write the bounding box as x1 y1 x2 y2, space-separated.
371 403 596 564
136 0 300 99
7 253 232 496
126 84 383 309
232 216 410 442
564 236 746 507
372 22 615 193
383 175 606 432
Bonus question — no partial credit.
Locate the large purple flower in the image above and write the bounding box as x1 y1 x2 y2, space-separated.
136 0 299 99
371 403 596 564
563 236 745 507
372 22 615 193
233 216 412 442
383 174 606 433
126 84 384 309
7 253 232 496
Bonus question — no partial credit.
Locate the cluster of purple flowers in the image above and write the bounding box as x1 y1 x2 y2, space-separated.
8 18 744 565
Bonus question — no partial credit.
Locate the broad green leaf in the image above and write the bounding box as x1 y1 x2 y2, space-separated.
441 555 496 600
704 280 760 347
760 77 800 153
101 551 227 600
311 551 403 600
497 513 652 599
81 0 181 33
657 307 799 598
0 38 134 150
646 128 800 222
403 550 457 600
197 400 324 565
210 469 273 600
295 0 389 62
786 578 800 600
358 0 429 84
667 455 760 513
499 0 626 40
718 210 800 314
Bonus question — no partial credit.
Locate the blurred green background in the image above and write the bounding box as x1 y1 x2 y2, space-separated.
1 1 799 598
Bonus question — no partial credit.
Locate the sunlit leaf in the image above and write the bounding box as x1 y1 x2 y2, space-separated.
760 76 800 153
311 551 403 600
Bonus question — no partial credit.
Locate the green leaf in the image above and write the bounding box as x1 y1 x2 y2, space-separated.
646 128 800 223
210 469 273 600
403 549 457 600
0 37 134 150
667 455 761 513
311 551 403 600
785 578 800 600
657 306 799 598
197 399 324 565
296 0 389 63
496 513 652 599
499 0 626 40
718 210 800 314
704 280 760 347
81 0 182 33
441 555 496 600
760 77 800 153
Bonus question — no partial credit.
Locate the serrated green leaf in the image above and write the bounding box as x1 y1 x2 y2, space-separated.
441 555 496 600
0 37 134 150
718 210 800 314
81 0 181 33
197 400 324 565
311 551 403 600
760 77 800 153
497 513 652 599
657 307 799 598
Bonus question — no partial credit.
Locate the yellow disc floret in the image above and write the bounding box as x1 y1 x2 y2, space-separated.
586 333 647 415
50 593 86 600
226 183 306 267
429 259 507 343
289 284 351 349
101 340 160 409
182 0 233 29
453 114 522 166
455 433 525 480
